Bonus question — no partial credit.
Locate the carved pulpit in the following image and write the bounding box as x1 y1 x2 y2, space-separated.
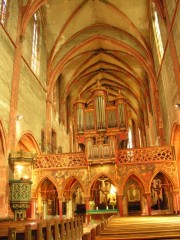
9 150 35 220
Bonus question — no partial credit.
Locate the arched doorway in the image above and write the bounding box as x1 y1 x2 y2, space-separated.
151 172 173 214
36 179 59 219
63 177 85 219
124 176 144 216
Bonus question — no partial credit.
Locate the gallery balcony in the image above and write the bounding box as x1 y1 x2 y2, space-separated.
34 145 175 170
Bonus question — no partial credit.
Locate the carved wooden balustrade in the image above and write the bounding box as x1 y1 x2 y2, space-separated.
34 152 87 169
117 145 175 164
34 146 175 169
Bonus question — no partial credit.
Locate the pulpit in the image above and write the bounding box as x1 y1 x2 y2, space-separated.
9 150 35 220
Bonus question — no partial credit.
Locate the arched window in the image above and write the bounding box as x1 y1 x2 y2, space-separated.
138 128 142 147
152 3 164 62
127 127 133 149
31 11 40 76
0 0 8 26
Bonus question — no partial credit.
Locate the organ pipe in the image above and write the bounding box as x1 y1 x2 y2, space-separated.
74 99 85 134
92 84 107 132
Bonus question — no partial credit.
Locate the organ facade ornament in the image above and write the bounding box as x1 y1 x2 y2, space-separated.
73 81 128 164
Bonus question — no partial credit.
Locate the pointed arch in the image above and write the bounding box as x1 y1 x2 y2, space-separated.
121 173 146 194
148 170 177 192
32 175 60 198
150 171 175 213
16 132 40 154
62 175 86 197
21 0 47 36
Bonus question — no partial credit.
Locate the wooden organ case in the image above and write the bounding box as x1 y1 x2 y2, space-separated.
73 83 129 164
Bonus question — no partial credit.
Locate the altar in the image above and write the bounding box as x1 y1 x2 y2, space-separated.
86 209 118 222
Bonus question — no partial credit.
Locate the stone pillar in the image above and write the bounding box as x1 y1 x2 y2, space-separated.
43 200 47 219
8 35 23 150
66 198 73 218
117 194 123 216
58 197 63 219
31 198 37 219
173 190 179 214
85 197 90 224
145 193 151 216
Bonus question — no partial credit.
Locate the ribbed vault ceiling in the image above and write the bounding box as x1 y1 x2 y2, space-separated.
39 0 156 127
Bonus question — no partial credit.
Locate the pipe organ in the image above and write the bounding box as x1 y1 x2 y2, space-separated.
73 83 128 164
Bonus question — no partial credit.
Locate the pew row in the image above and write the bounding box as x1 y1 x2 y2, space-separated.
94 215 180 240
0 217 83 240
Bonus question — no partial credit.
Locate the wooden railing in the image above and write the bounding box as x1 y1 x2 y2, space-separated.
34 152 87 169
34 146 175 169
117 145 175 164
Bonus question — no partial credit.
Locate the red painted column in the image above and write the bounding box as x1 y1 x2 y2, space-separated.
117 194 123 216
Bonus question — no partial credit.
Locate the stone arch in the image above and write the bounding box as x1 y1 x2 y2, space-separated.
149 171 175 213
16 132 40 154
32 175 61 198
33 175 61 218
121 172 146 194
0 119 7 165
62 175 86 200
62 175 87 217
148 169 177 192
122 173 146 216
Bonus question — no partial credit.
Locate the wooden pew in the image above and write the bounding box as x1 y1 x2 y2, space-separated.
0 217 84 240
95 216 180 240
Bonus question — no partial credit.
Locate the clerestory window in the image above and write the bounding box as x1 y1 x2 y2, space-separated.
152 4 164 62
0 0 8 26
31 11 40 76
